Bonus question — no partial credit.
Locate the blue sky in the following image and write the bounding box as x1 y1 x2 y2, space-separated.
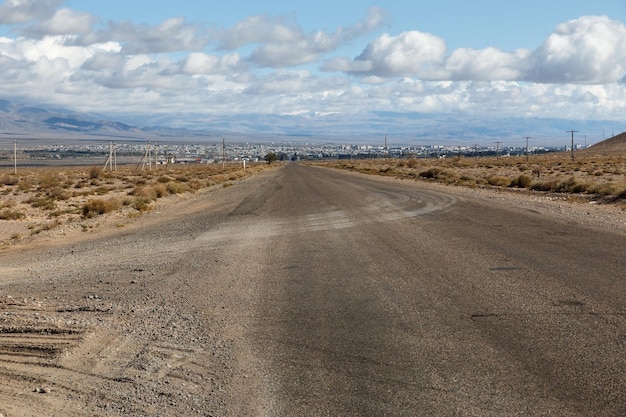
1 0 625 142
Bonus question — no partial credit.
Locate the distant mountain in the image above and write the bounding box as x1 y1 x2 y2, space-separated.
0 98 624 147
0 100 143 136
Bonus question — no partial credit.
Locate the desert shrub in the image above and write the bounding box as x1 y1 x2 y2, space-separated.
82 198 120 218
18 179 33 191
487 176 512 187
27 197 56 210
530 179 559 192
0 208 25 220
38 173 61 189
419 167 456 181
188 179 203 191
510 174 533 189
132 197 152 211
130 186 157 200
0 199 17 209
157 175 173 183
555 177 589 193
165 181 189 194
590 182 622 196
405 157 418 169
46 186 71 200
152 183 168 198
88 166 101 179
0 175 19 186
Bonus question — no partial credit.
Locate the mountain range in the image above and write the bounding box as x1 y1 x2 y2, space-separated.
0 99 624 147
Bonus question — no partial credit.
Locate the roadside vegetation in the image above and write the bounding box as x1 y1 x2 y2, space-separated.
315 153 626 205
0 162 268 246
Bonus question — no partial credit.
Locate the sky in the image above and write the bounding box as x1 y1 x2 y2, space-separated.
0 0 625 139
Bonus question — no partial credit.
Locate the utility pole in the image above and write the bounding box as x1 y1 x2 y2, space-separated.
523 137 532 162
567 130 579 162
13 140 17 175
384 135 388 159
222 138 225 169
495 141 501 160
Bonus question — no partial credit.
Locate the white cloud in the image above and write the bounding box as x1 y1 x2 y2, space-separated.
351 31 447 77
110 17 208 54
23 8 96 37
67 17 208 54
334 16 626 85
217 7 388 68
527 16 626 84
445 47 528 81
217 15 302 50
181 52 243 75
0 0 61 24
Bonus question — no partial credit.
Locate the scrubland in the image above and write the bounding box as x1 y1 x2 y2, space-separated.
317 152 626 206
0 162 267 247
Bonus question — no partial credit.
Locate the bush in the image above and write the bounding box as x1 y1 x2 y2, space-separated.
510 174 533 189
152 183 168 198
590 182 622 196
530 179 559 192
28 197 57 210
132 197 152 211
165 181 189 194
89 166 101 179
47 186 71 200
555 177 589 193
0 175 19 186
420 167 453 180
487 176 512 187
82 198 120 218
0 208 25 220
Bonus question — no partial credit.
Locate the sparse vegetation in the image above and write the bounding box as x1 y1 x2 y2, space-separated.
315 153 626 206
0 162 269 246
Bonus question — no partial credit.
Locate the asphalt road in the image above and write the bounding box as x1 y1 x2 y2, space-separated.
196 163 625 416
1 162 624 416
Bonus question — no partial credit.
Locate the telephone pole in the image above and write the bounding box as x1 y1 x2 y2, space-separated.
495 141 501 159
523 137 532 162
567 130 579 162
13 140 17 175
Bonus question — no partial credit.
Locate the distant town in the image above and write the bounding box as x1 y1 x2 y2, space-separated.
0 139 585 168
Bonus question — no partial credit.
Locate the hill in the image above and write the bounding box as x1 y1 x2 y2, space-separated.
583 131 626 155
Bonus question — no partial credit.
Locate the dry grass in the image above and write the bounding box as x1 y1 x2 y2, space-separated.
315 152 626 205
0 162 268 246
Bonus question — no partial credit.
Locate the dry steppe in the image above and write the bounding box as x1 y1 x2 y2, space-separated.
0 162 268 248
317 151 626 209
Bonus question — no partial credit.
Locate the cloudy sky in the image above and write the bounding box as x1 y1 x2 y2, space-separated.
1 0 625 136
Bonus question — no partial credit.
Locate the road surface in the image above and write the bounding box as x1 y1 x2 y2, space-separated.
0 163 624 416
